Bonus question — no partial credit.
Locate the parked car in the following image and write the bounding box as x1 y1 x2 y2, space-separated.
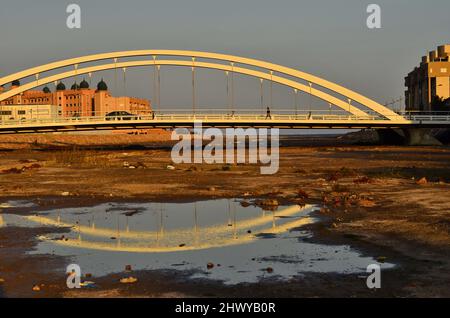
105 111 140 120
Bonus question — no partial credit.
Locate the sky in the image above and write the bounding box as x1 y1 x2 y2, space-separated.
0 0 449 112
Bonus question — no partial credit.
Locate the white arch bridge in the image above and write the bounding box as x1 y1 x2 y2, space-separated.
0 50 449 134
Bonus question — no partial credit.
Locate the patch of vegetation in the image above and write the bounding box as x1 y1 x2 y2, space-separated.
50 148 114 168
365 167 450 183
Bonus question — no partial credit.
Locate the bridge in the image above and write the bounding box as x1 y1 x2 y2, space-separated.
1 50 449 138
0 112 450 134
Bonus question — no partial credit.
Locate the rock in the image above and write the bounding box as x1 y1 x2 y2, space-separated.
247 230 252 234
222 164 232 171
178 243 186 247
209 187 216 192
358 199 376 208
0 278 5 283
353 176 372 184
297 189 309 199
260 199 279 207
166 165 176 170
377 256 387 263
125 265 132 272
207 262 214 270
61 192 70 197
331 223 338 228
416 177 428 185
128 166 136 169
136 162 147 169
240 200 251 208
123 161 130 168
120 276 138 284
32 285 41 291
266 267 274 273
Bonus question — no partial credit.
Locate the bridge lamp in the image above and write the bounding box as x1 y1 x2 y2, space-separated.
347 98 352 116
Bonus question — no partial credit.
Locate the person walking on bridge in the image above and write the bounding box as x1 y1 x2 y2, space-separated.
266 107 272 120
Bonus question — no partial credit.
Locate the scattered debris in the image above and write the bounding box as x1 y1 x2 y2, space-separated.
240 200 251 207
207 262 214 270
166 165 176 171
0 278 5 283
32 285 41 291
209 187 216 192
266 267 274 274
125 265 132 272
61 192 70 197
416 177 428 185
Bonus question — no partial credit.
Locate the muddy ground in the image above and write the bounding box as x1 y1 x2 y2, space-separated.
0 133 449 298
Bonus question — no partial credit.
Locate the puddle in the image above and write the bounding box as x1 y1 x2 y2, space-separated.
0 200 36 209
1 199 394 285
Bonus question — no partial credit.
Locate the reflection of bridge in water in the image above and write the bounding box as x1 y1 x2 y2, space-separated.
1 50 449 136
24 202 316 253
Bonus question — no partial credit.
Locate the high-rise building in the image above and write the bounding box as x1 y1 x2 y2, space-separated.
404 44 450 112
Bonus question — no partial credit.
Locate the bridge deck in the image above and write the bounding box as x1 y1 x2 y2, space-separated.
1 114 450 134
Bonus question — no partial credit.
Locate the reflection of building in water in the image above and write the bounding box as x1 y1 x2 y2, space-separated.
0 79 151 117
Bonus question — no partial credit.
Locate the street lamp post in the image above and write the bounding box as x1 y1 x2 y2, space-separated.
308 82 312 115
347 98 352 118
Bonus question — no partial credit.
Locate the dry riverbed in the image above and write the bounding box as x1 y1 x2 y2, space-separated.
0 133 449 297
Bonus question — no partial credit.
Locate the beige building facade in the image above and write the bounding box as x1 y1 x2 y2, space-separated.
405 44 450 111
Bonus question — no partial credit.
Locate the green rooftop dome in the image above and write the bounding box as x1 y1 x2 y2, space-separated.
97 78 108 91
71 82 80 90
56 82 66 91
79 78 89 89
43 86 51 93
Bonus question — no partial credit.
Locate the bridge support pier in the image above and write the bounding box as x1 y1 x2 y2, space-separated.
376 128 442 146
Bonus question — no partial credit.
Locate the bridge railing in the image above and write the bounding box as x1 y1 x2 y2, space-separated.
1 112 450 127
